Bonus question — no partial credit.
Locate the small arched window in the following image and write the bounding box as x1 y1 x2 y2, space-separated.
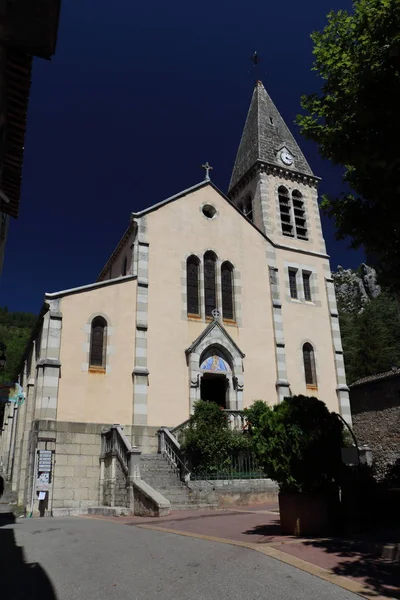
204 251 217 318
122 256 128 276
303 343 317 387
89 317 107 368
221 262 234 321
292 190 308 240
278 186 293 237
187 255 200 316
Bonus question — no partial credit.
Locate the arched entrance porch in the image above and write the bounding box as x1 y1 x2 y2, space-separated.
199 348 231 409
185 317 245 414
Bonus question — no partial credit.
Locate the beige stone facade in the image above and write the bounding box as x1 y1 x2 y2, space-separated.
0 81 351 514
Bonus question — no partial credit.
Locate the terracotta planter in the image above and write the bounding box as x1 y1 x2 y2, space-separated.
279 491 339 536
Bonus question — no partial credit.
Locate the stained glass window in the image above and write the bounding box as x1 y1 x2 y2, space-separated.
187 255 200 315
204 251 217 317
221 262 234 320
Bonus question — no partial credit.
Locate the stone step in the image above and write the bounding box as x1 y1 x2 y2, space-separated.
171 503 218 510
140 455 164 461
140 468 178 474
158 490 191 498
140 472 181 480
140 480 185 490
139 453 219 511
141 477 182 486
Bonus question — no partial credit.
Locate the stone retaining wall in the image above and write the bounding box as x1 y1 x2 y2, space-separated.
28 420 160 515
350 376 400 480
189 478 278 507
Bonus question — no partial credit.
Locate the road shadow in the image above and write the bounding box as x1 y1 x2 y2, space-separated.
242 519 283 542
303 539 400 599
0 512 58 600
242 516 400 598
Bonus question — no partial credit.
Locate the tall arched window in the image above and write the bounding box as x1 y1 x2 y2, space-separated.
278 186 293 237
292 190 308 240
204 251 217 318
221 261 234 321
89 317 107 368
187 255 200 316
303 343 317 387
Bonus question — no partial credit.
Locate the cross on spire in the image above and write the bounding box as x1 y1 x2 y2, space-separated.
202 161 213 181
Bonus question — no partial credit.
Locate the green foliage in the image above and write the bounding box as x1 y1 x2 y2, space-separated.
248 396 344 493
339 292 400 383
181 401 251 474
0 306 36 383
296 0 400 290
243 400 270 433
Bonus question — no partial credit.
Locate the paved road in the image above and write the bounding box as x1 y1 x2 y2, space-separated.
0 516 360 600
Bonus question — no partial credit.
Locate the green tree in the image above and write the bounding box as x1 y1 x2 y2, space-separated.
0 307 36 383
181 401 251 474
339 291 400 382
296 0 400 293
249 396 344 493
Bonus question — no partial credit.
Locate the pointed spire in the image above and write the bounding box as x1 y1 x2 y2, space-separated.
229 81 313 192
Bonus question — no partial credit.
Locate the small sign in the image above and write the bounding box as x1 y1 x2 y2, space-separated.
36 450 53 491
38 450 52 471
38 491 46 501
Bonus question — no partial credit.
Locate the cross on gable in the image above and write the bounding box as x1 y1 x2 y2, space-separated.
202 162 213 181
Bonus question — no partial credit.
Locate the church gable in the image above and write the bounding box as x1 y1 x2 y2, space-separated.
131 180 266 241
186 317 245 360
133 181 270 248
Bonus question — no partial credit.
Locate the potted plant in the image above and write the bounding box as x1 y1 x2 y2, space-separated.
248 395 344 536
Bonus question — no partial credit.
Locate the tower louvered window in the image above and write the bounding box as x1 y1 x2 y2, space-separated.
221 262 234 320
238 196 253 222
303 343 317 386
122 256 128 276
292 190 308 240
243 196 253 222
204 251 217 318
187 255 200 316
89 317 107 368
278 186 293 237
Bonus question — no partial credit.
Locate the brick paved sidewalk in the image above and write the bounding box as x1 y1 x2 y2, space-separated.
86 503 400 599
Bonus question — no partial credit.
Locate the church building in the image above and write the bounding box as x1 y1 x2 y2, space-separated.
0 81 351 514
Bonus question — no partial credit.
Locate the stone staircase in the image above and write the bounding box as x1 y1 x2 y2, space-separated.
140 454 218 510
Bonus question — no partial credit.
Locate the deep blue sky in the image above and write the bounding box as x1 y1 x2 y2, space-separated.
0 0 363 314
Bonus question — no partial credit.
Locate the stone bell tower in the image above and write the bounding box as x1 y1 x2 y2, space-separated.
228 81 325 256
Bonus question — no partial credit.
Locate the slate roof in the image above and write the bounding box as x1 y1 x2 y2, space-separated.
351 369 400 387
229 81 314 191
